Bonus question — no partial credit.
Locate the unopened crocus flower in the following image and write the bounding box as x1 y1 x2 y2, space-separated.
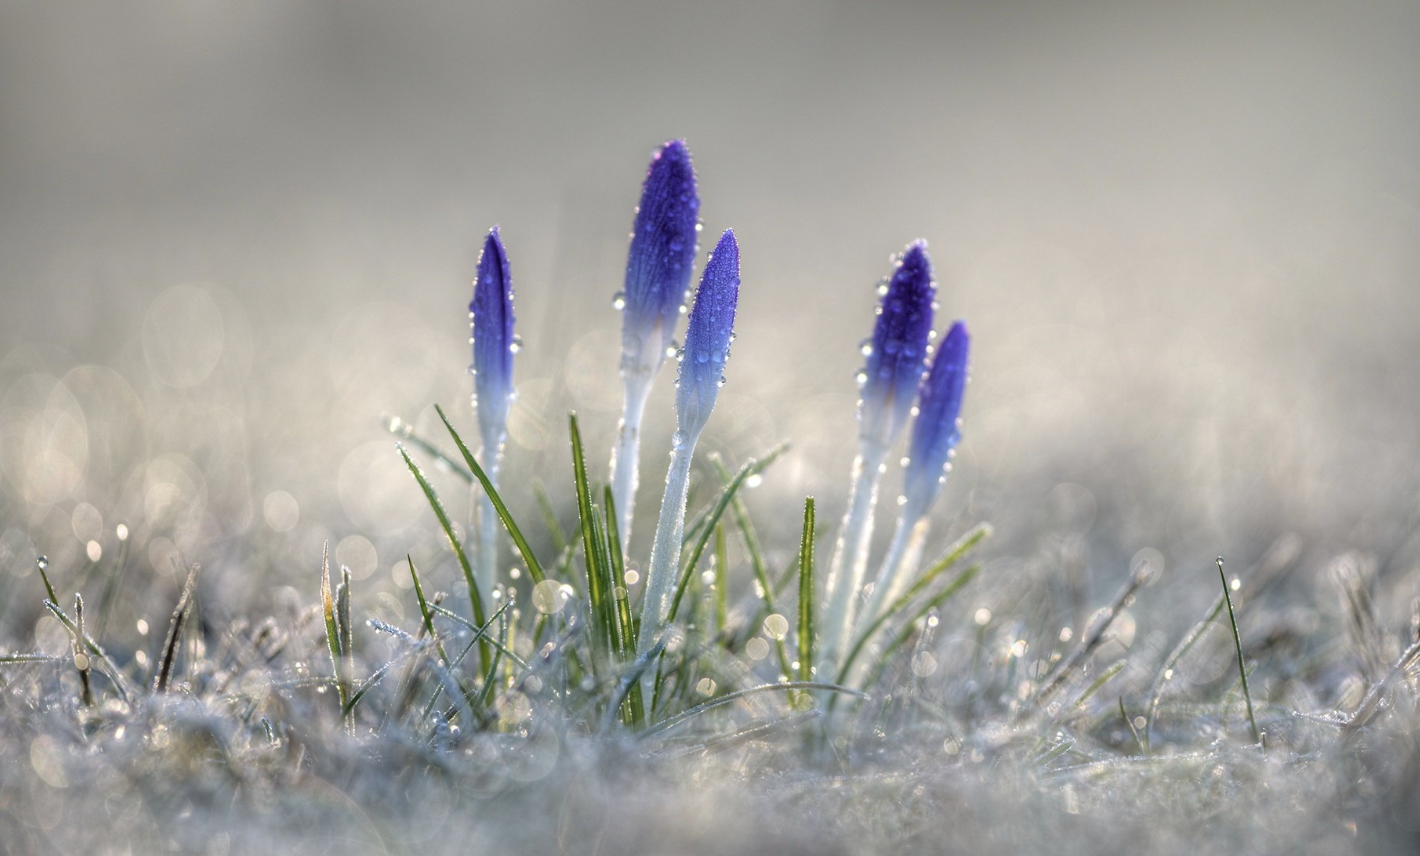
858 242 936 450
469 227 517 601
901 320 969 515
858 320 969 632
639 229 739 662
610 140 700 547
821 241 935 673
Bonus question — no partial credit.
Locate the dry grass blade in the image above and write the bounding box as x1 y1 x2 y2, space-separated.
1036 559 1151 706
154 563 200 694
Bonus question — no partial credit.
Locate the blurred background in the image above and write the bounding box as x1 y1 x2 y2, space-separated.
2 0 1419 638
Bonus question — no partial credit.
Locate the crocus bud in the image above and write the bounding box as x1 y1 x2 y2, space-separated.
675 229 739 438
470 227 516 448
902 320 969 513
858 241 935 450
622 139 699 376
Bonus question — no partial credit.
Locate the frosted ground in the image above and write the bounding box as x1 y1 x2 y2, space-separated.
3 2 1420 853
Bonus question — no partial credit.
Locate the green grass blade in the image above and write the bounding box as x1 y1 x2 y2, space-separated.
602 638 667 732
1144 595 1225 752
320 543 348 718
589 507 621 658
406 556 450 664
428 603 530 670
713 459 793 680
1072 660 1127 711
1218 557 1261 746
386 414 474 482
665 447 787 626
858 564 983 693
642 680 868 739
435 404 546 585
476 612 507 711
567 413 614 662
713 524 729 633
343 660 396 717
534 479 569 554
398 443 490 675
838 523 991 685
798 497 816 688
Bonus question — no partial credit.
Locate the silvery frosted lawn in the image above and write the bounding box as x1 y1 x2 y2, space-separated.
6 137 1420 856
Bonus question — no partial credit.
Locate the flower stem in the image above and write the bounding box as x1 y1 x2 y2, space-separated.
820 440 889 674
858 505 929 637
473 459 500 607
640 432 698 645
609 368 655 553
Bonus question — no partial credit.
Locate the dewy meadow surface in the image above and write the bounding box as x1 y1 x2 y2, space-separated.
5 4 1420 852
3 134 1420 856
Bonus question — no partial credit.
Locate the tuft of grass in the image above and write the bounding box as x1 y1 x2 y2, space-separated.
399 441 491 674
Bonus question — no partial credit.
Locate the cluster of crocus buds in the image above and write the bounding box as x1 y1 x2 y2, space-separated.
462 139 968 695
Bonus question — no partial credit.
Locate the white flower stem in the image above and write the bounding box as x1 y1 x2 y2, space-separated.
609 369 655 553
473 457 501 608
637 428 700 700
820 440 889 674
856 505 930 650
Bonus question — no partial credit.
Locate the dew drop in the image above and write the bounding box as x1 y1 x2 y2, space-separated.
716 376 726 388
859 338 874 357
854 369 868 387
696 351 709 364
509 336 524 354
612 292 627 310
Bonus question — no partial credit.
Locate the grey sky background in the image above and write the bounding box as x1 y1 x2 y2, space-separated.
2 1 1418 616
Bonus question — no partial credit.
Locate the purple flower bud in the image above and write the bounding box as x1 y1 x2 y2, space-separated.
676 229 739 437
622 140 699 369
859 241 935 448
903 320 969 512
469 227 516 447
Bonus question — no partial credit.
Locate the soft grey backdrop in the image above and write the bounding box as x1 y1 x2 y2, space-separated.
2 1 1418 620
